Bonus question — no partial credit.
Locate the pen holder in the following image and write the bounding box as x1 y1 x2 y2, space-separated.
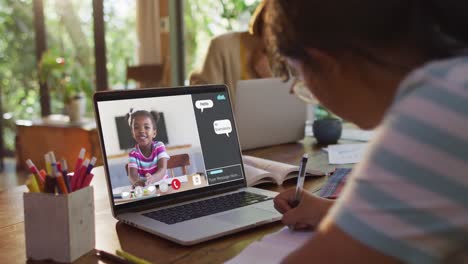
23 186 95 263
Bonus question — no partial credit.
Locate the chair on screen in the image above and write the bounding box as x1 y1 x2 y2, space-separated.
167 153 190 177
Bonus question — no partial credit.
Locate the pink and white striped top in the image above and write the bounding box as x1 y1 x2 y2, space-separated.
128 141 170 179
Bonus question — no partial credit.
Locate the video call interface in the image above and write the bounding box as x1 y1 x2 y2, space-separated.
97 91 244 205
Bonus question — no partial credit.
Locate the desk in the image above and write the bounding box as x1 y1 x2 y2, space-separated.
0 142 330 264
15 118 102 171
113 174 209 205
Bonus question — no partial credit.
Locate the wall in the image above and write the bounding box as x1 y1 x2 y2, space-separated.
97 94 201 156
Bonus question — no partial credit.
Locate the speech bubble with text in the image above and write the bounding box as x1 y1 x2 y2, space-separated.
213 119 232 137
195 100 214 112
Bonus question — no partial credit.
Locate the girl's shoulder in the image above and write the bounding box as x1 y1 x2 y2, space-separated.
421 56 468 84
128 147 139 156
152 141 166 148
395 56 468 101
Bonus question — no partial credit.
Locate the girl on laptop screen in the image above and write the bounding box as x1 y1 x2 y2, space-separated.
126 108 170 187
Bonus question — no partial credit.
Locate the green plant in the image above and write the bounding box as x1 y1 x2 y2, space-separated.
38 48 92 104
315 105 340 120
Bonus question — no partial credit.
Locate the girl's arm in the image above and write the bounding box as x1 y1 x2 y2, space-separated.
128 167 145 187
145 158 168 185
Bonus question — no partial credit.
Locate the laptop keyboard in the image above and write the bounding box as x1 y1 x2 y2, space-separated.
143 191 272 225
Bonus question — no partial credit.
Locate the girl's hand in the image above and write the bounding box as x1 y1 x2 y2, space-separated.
274 188 334 229
145 173 158 185
132 179 146 188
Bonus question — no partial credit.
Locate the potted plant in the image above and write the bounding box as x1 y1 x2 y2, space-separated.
313 105 342 145
38 49 92 123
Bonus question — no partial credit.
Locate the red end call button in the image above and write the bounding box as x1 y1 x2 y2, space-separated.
171 179 181 190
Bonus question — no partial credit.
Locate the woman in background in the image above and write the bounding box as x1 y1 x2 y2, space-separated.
189 0 272 99
266 0 468 263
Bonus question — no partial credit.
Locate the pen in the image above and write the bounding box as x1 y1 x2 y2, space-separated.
86 157 97 175
25 159 44 191
44 153 58 194
56 161 62 176
49 151 57 173
61 159 71 192
81 173 94 188
96 250 133 264
39 169 47 182
61 158 68 176
73 158 89 191
71 148 86 190
44 153 52 176
44 173 56 194
291 153 309 208
55 161 69 194
49 152 67 194
78 157 96 189
288 153 309 230
116 249 152 264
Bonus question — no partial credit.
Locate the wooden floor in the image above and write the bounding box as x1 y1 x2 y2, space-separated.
0 158 28 191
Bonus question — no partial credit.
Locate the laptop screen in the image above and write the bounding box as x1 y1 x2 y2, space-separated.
94 86 245 209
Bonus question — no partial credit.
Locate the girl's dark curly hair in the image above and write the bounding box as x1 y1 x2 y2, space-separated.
265 0 468 80
126 108 160 129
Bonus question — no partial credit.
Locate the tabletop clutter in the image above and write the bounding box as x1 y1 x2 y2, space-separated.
23 148 96 263
22 148 152 264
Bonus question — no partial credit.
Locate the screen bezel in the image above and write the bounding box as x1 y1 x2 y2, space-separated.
93 85 247 215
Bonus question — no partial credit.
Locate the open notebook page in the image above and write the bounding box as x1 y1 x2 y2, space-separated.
226 227 313 264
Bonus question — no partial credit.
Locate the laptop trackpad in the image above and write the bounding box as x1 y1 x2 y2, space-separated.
214 207 276 225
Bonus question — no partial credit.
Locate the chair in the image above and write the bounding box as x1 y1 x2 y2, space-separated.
167 153 190 177
125 57 170 89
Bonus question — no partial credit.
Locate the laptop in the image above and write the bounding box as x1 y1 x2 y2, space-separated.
235 78 307 150
93 85 281 245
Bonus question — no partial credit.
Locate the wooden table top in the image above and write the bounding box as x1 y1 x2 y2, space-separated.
0 141 333 264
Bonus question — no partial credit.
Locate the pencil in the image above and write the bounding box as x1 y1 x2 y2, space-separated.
26 174 40 193
96 250 133 264
116 249 152 264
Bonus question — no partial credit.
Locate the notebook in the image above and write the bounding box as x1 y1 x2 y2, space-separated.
93 85 281 245
235 78 307 150
226 227 313 264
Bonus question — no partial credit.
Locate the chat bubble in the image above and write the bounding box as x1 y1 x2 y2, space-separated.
213 119 232 137
195 100 214 112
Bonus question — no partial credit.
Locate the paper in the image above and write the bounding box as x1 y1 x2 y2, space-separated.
225 227 313 264
341 128 374 142
327 143 367 164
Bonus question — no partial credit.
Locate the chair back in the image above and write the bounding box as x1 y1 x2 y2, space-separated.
167 153 190 177
125 57 170 89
